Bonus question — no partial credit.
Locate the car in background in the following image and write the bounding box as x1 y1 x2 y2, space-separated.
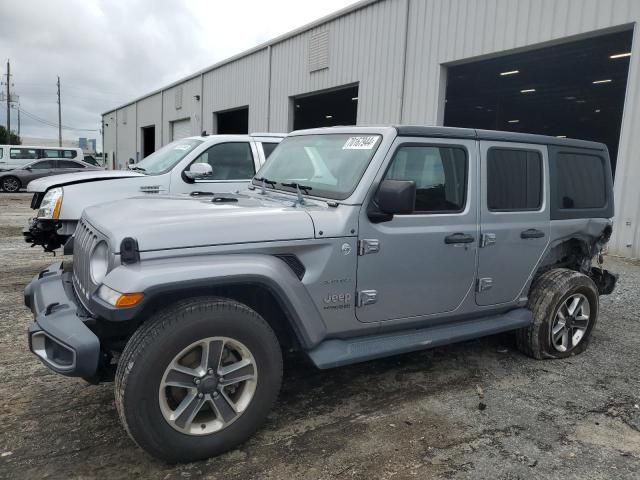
0 158 102 193
25 133 284 251
82 154 104 167
0 145 85 170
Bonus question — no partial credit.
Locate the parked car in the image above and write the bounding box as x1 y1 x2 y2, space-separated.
24 133 284 251
0 145 84 170
24 126 616 462
82 154 104 167
0 158 102 193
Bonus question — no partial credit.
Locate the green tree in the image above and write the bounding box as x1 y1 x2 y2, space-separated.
0 125 21 145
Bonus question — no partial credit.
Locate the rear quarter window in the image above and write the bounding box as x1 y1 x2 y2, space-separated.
557 153 606 209
261 142 278 159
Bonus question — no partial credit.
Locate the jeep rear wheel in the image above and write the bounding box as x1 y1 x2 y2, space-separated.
1 176 21 193
516 268 599 359
115 297 283 463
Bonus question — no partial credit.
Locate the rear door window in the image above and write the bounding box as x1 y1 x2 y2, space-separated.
58 160 85 168
557 153 606 209
43 149 62 158
30 160 56 169
261 142 278 159
487 148 542 211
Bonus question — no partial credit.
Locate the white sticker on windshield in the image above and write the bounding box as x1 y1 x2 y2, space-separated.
342 136 378 150
174 145 191 151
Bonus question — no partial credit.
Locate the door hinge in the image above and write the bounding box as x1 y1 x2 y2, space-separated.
480 233 496 248
477 278 493 292
357 290 378 307
358 239 380 256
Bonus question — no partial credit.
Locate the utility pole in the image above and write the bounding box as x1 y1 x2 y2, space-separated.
57 76 62 147
6 60 10 144
17 103 20 136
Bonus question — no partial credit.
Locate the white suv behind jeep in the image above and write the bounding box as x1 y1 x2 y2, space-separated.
24 133 284 251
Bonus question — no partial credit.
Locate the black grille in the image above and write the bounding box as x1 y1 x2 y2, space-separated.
31 192 44 209
274 254 305 280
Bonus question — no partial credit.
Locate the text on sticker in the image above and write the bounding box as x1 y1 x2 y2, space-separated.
343 136 378 150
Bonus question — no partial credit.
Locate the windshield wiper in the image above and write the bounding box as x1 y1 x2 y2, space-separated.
280 182 313 193
130 166 147 173
280 182 313 205
253 176 277 194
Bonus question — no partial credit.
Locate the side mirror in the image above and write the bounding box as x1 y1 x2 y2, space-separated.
24 166 32 171
185 162 213 180
369 179 416 223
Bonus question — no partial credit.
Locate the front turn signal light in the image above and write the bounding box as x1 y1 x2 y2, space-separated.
115 292 145 308
52 196 62 219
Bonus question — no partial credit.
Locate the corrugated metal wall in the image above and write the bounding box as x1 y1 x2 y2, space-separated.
269 0 408 130
202 49 270 133
115 103 136 169
161 76 202 144
102 0 640 258
136 93 162 152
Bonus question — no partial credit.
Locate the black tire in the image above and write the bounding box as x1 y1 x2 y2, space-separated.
114 296 283 463
1 176 21 193
516 268 599 359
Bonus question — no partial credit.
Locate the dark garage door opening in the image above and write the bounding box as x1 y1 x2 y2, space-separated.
216 107 249 134
293 85 359 130
444 30 633 174
141 125 155 158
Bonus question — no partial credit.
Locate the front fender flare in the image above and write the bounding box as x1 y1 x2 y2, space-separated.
91 254 327 348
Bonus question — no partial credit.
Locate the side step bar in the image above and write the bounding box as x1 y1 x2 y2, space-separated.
307 308 533 369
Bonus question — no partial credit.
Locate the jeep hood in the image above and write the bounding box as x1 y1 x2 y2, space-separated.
27 170 145 192
83 193 315 252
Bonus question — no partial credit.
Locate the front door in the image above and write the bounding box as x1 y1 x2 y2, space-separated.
171 141 260 194
356 138 478 323
476 141 550 306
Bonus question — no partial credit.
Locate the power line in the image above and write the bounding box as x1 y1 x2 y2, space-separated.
17 106 99 132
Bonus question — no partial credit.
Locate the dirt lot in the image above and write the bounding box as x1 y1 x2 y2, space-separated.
0 192 639 480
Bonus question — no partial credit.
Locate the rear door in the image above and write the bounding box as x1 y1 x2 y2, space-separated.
476 141 550 306
56 159 87 174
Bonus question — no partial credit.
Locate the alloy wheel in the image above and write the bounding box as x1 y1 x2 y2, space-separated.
551 293 591 353
1 177 20 192
159 336 258 435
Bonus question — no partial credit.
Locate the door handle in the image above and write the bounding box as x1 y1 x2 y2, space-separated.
521 228 545 239
444 233 475 244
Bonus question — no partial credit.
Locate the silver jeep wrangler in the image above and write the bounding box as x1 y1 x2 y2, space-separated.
25 126 617 462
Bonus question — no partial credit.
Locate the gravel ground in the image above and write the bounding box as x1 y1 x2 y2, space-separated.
0 192 639 480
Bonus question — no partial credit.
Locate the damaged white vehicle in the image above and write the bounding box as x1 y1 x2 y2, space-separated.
24 133 284 252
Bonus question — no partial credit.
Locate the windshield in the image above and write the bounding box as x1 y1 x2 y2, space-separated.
253 134 381 200
134 138 203 175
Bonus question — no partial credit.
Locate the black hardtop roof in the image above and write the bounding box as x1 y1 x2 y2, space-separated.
394 126 607 151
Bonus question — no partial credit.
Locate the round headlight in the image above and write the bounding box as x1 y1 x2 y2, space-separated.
90 241 109 284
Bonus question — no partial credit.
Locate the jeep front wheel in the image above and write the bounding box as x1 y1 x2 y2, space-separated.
516 268 599 359
114 297 283 463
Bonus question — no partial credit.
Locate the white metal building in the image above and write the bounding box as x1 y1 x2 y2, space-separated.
103 0 640 259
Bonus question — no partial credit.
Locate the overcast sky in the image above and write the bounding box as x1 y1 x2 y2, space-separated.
0 0 359 148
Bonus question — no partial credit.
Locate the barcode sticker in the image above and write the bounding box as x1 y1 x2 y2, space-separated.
343 136 378 150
